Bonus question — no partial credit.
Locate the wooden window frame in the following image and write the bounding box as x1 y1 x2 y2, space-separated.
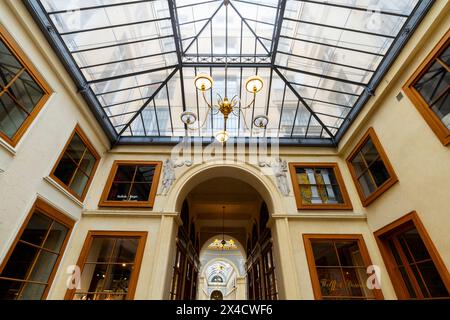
64 230 147 300
403 30 450 146
374 211 450 299
303 234 384 300
289 162 353 210
0 198 74 299
49 124 101 202
0 25 52 147
346 127 398 207
99 160 162 208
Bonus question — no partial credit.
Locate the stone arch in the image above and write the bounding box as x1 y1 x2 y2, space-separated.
166 161 284 215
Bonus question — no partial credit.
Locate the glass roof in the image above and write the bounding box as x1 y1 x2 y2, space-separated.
25 0 432 145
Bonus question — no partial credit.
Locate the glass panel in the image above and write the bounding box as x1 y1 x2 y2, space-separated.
134 165 155 182
368 158 390 187
431 90 450 130
128 183 151 201
53 154 77 185
316 267 348 297
440 45 450 65
79 151 96 175
401 228 430 262
387 239 403 266
0 279 23 300
416 261 449 298
8 71 44 113
107 182 132 201
414 60 449 105
102 264 133 295
110 238 139 263
410 264 430 298
86 238 115 263
360 139 378 165
17 283 46 300
351 153 367 177
0 242 39 280
66 133 86 163
78 263 109 299
21 213 52 246
43 222 69 252
343 268 366 297
69 169 89 197
336 241 364 267
0 39 23 86
0 92 28 139
311 241 338 266
113 165 137 182
398 266 417 298
27 251 58 283
357 172 376 197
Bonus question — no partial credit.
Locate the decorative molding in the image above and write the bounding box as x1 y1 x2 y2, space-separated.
0 137 17 155
82 210 179 218
43 176 84 208
159 158 193 195
271 213 367 220
259 157 290 196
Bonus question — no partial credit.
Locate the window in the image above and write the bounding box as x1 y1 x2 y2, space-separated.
0 198 74 300
346 128 398 206
303 234 383 300
0 25 51 147
66 231 147 300
50 125 100 201
99 161 162 208
289 163 352 210
403 30 450 145
375 212 450 299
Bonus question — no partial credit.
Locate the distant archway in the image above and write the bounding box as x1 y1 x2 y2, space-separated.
210 290 223 300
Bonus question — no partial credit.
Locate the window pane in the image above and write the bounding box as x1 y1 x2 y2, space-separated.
0 40 23 86
53 154 77 185
77 263 108 299
128 183 151 201
110 238 139 263
316 267 348 297
410 264 430 298
107 182 132 201
398 266 417 298
351 153 367 177
401 228 430 262
0 92 28 138
311 241 338 266
8 71 44 113
387 239 403 266
357 172 376 197
336 241 364 267
368 158 390 187
19 283 46 300
102 264 133 294
79 151 96 175
134 165 155 182
416 261 449 297
20 213 52 246
66 133 86 163
87 238 115 263
0 242 39 280
27 251 58 283
431 90 450 130
414 60 449 105
43 222 69 252
360 139 378 165
69 169 89 197
113 165 136 182
343 268 368 297
0 279 22 300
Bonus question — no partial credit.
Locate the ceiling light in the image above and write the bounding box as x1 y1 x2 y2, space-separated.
194 74 213 91
245 75 264 93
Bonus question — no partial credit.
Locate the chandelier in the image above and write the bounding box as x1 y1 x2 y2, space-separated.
180 72 269 143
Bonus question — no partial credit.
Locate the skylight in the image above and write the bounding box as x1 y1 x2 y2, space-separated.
24 0 433 146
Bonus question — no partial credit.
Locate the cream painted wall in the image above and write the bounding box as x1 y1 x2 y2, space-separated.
0 0 449 301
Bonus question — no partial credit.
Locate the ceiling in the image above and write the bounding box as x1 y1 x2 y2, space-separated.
25 0 433 146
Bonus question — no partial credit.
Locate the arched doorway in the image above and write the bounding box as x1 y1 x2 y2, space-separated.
168 167 279 300
210 290 223 300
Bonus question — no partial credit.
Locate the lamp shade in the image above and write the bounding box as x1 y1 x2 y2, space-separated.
245 75 264 93
180 111 197 125
214 130 229 143
253 114 269 128
194 74 213 91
